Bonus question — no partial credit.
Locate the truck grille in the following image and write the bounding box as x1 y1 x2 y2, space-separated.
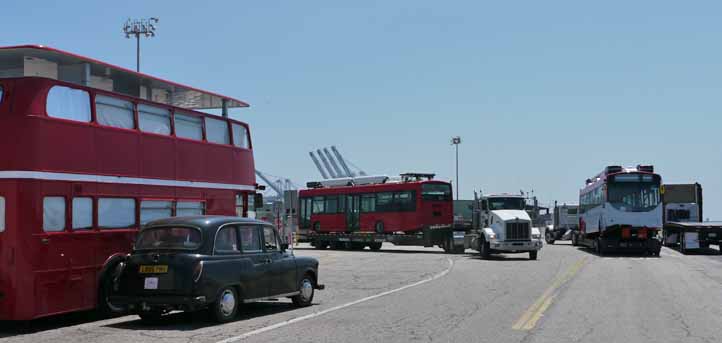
506 222 530 240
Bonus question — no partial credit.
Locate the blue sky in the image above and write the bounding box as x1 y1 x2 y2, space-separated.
2 0 721 218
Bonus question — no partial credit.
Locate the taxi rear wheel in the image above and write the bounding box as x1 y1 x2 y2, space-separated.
292 274 315 307
210 287 239 323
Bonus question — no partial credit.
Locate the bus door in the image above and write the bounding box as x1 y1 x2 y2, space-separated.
345 195 360 232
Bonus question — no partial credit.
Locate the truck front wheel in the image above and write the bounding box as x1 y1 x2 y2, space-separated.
545 231 555 245
479 239 491 260
529 250 538 260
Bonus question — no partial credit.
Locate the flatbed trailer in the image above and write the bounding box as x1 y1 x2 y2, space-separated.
662 222 722 254
307 226 467 254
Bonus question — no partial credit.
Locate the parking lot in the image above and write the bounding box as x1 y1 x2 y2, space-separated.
2 243 722 343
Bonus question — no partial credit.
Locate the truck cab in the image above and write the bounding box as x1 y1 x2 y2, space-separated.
466 194 543 260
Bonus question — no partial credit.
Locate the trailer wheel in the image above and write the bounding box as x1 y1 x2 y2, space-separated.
479 239 491 260
529 250 538 260
679 233 687 254
313 221 321 233
571 232 579 246
374 221 385 234
545 231 555 245
596 237 605 256
369 242 383 251
314 241 328 250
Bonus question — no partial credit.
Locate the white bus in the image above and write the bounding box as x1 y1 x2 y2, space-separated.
573 165 663 255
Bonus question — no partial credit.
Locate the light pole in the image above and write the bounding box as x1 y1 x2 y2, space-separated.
451 136 461 200
123 17 159 72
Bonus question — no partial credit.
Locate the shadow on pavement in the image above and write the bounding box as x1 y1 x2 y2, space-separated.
0 310 114 337
574 246 660 258
105 301 300 331
461 253 535 262
293 247 448 255
663 245 722 256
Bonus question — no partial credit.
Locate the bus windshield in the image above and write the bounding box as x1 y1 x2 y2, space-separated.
421 183 452 201
135 227 202 250
607 174 661 212
487 197 526 210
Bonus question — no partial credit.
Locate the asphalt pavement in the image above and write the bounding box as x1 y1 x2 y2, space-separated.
2 242 721 343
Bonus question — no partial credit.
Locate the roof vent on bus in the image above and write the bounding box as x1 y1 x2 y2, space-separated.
605 165 623 174
353 175 389 185
637 165 654 173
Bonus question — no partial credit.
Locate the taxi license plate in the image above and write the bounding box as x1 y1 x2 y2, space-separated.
144 277 159 290
139 265 168 274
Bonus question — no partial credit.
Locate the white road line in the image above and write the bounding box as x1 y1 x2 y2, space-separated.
216 258 455 343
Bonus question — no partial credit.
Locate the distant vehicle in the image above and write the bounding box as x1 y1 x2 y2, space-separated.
465 193 543 260
545 202 579 244
572 165 662 256
661 183 722 254
298 173 464 253
0 45 261 321
110 216 324 323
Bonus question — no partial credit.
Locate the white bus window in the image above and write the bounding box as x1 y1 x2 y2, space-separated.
46 86 91 122
43 197 66 232
98 198 136 229
141 200 173 224
174 112 203 140
0 196 5 232
205 117 230 144
138 104 171 135
177 201 205 216
72 197 93 230
96 95 134 129
231 123 249 148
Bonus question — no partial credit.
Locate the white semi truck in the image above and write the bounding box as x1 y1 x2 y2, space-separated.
464 194 543 260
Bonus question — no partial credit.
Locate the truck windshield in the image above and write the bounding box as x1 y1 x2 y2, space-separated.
608 174 661 212
422 183 452 201
135 227 202 250
488 198 526 210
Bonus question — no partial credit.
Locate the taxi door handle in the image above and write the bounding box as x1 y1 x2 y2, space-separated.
41 238 50 244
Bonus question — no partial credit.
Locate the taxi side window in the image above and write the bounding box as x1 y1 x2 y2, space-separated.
239 225 262 253
263 226 278 252
215 227 239 254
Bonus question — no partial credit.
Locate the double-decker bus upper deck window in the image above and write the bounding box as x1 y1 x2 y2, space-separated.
138 104 171 135
205 117 230 144
0 196 5 233
140 200 173 224
177 201 205 216
95 95 134 129
174 112 203 140
72 197 93 230
98 198 136 229
43 196 66 232
232 123 249 148
421 183 452 201
46 86 91 122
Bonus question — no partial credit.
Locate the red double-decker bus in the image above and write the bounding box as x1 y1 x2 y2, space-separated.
298 174 460 252
0 45 259 320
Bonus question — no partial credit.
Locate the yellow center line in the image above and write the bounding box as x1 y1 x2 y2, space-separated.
512 257 589 331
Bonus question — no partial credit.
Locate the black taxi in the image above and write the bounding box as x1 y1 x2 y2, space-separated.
109 216 324 323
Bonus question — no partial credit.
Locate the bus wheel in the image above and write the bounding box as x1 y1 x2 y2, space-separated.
313 222 321 233
375 221 385 234
97 263 127 318
369 242 383 251
314 241 328 250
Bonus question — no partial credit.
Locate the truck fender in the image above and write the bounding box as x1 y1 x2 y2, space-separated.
481 228 496 241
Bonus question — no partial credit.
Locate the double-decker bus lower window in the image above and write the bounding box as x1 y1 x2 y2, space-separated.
205 117 230 144
98 198 136 229
138 104 171 135
46 86 91 122
0 196 5 232
71 197 93 230
421 184 452 201
43 197 66 232
177 201 205 216
174 112 203 140
95 95 134 129
232 123 249 148
361 194 376 212
325 196 339 213
312 196 325 214
141 200 173 224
